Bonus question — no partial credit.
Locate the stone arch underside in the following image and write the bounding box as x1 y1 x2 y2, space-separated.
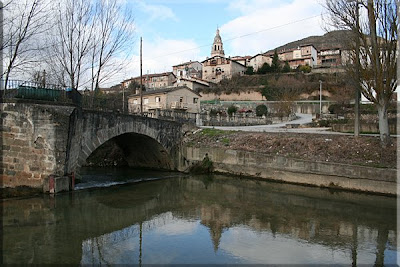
67 112 182 173
84 133 174 170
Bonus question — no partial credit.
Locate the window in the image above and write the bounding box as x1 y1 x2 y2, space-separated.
179 97 183 103
193 98 198 104
155 96 161 102
144 98 149 104
133 99 138 104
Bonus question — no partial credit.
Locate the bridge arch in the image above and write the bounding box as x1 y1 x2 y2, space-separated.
67 110 183 174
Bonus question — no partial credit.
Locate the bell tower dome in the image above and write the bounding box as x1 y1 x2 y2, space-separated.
211 28 225 57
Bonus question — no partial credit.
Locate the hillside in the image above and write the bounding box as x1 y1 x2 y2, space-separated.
267 30 352 53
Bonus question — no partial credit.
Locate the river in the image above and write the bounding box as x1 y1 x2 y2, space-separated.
2 167 398 265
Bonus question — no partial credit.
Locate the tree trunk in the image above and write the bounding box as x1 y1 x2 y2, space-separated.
377 104 390 146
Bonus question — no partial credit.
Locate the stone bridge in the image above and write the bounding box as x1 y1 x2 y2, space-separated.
1 101 186 193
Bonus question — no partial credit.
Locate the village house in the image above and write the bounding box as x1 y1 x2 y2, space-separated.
202 56 247 83
248 53 273 71
172 61 203 79
128 86 201 114
317 47 345 68
231 55 252 67
173 77 210 91
264 44 318 69
122 72 176 90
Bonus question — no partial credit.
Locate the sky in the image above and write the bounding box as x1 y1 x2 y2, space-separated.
106 0 328 86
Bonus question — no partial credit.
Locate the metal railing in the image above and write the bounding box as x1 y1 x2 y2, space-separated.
0 79 83 106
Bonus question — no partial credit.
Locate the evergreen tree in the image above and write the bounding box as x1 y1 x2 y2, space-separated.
245 66 254 75
282 61 291 73
271 49 280 72
257 62 271 74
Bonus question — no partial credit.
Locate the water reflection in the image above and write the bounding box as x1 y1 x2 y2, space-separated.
2 172 398 264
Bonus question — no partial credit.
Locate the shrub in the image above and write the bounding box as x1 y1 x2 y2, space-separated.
245 66 254 75
255 104 268 117
209 109 218 117
227 105 238 116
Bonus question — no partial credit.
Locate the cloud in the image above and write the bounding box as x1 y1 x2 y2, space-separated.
135 0 178 22
221 0 325 56
219 227 351 264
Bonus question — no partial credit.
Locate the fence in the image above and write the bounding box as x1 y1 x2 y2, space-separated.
145 109 199 125
0 79 82 105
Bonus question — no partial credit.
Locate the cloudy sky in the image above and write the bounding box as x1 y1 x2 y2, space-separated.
113 0 327 85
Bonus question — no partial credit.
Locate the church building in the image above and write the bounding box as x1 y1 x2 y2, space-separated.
202 28 247 83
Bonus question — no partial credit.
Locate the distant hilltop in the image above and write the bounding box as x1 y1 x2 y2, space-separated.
268 30 352 53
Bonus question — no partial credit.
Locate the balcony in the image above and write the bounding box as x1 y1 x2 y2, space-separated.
147 102 164 110
170 101 188 110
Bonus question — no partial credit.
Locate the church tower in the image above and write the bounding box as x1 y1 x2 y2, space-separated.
211 28 225 57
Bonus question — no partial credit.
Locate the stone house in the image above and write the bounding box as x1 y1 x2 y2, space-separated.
122 72 176 90
173 77 210 91
128 86 201 114
231 55 252 67
172 61 203 79
249 53 273 71
317 47 345 68
265 44 318 69
202 56 247 83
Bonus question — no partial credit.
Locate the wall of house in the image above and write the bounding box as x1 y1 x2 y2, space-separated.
230 62 247 77
311 47 318 66
249 55 272 71
202 57 247 83
165 88 200 113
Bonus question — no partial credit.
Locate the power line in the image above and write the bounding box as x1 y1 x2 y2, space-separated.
145 12 326 61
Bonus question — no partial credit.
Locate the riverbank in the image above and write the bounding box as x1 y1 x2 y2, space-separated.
182 129 397 195
184 129 397 168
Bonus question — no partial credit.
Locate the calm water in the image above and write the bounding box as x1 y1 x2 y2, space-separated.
2 167 398 265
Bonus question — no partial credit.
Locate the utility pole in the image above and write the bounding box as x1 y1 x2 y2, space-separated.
122 84 125 113
354 1 361 137
319 80 322 115
140 37 143 115
0 1 3 91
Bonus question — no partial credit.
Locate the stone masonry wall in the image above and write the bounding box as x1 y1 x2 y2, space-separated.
182 146 397 195
1 102 75 190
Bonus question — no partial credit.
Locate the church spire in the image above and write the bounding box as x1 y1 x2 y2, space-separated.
211 28 225 57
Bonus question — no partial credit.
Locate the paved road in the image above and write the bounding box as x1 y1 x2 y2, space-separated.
201 113 333 133
201 114 400 137
201 113 369 135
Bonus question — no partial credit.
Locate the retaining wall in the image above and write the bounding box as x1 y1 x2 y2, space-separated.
182 146 397 195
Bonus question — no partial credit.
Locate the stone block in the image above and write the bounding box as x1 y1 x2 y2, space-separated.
16 171 32 180
6 170 16 176
30 166 39 172
10 146 21 152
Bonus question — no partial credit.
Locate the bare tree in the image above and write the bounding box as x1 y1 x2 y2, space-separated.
324 0 398 145
47 0 95 90
90 0 135 93
1 0 48 91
